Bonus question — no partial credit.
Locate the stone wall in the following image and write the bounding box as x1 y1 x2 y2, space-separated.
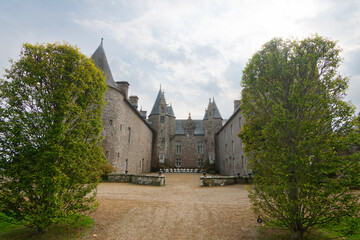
170 134 207 168
200 175 252 187
108 173 165 186
216 107 249 176
102 87 153 174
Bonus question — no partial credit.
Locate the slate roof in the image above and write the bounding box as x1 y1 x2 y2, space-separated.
203 99 222 120
91 39 118 89
167 105 175 117
175 120 204 135
149 89 176 117
149 89 162 116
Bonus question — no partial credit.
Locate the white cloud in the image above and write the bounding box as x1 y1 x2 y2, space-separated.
2 0 358 119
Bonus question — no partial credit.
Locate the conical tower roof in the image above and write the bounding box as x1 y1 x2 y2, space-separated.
167 105 175 117
149 89 162 116
203 98 222 120
91 39 118 89
212 99 222 119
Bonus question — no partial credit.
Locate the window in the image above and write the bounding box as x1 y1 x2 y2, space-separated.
197 141 204 154
161 106 165 113
117 152 120 158
160 116 165 123
198 159 204 168
105 151 109 159
239 117 242 128
127 127 131 143
109 120 113 126
125 159 128 173
176 158 181 167
120 124 123 131
159 154 165 163
176 141 182 154
232 140 234 152
225 144 228 153
161 138 165 145
231 124 233 135
211 141 214 147
209 155 215 164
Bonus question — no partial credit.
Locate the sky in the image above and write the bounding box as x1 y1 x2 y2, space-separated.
1 0 359 119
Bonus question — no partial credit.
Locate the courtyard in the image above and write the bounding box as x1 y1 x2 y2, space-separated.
86 174 259 240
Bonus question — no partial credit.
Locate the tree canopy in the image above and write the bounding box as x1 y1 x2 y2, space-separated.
240 35 360 239
0 42 107 232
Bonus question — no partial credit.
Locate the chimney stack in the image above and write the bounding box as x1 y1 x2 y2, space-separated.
140 110 147 119
129 95 139 109
234 100 241 112
116 81 130 98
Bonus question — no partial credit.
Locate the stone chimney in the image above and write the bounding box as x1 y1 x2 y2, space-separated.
140 110 147 119
116 81 130 98
234 100 241 112
129 95 139 109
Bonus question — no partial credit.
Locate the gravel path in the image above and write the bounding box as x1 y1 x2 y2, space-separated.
86 174 259 240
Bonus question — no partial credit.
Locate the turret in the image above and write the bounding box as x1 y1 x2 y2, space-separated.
203 98 223 165
149 88 176 169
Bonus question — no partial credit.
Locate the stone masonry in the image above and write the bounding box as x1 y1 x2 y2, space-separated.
91 39 249 176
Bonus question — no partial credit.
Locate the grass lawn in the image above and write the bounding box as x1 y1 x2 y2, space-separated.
0 213 94 240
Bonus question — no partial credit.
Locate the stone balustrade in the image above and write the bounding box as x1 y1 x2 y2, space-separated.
161 168 202 174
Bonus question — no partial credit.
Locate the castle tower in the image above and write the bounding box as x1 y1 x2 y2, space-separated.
203 98 223 165
91 39 153 174
148 88 175 170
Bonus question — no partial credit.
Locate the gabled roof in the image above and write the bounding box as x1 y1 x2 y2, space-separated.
203 99 222 120
149 89 162 116
91 39 118 89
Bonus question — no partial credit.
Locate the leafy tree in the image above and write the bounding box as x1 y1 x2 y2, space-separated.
240 35 360 239
0 42 107 232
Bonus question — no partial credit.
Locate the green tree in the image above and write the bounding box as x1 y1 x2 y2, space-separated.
0 42 107 232
240 35 360 239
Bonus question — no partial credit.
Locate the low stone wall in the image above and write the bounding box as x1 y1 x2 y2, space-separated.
200 175 252 187
108 174 165 186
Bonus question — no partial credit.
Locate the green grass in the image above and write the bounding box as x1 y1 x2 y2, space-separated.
0 213 94 240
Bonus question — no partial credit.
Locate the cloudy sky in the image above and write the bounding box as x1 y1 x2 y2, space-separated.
1 0 359 119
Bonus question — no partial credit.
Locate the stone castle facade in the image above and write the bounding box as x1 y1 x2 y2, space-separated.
91 40 249 176
148 89 223 169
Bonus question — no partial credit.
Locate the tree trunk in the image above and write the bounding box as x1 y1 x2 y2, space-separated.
291 229 303 240
36 225 47 233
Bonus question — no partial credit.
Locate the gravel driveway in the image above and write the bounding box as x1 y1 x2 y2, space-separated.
86 174 259 240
